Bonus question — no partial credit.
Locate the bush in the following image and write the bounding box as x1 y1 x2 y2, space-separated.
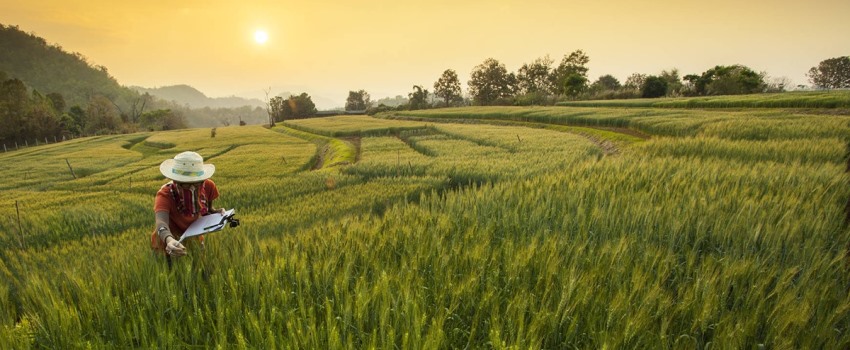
641 76 668 98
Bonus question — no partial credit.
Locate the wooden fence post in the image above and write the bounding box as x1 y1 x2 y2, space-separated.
15 201 24 249
66 159 77 179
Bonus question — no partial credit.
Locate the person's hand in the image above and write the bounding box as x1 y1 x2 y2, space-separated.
165 236 187 257
204 208 226 216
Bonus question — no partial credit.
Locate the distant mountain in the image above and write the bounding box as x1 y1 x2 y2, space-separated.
0 23 137 108
131 84 267 109
0 23 338 115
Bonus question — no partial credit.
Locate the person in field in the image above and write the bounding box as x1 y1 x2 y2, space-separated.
151 151 224 262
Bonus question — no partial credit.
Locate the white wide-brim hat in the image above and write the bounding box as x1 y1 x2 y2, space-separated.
160 151 215 182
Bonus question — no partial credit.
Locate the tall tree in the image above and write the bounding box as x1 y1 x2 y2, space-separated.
345 90 371 111
27 90 62 139
433 69 462 107
125 92 151 124
46 92 65 113
263 87 275 127
517 55 554 95
624 73 647 90
0 78 29 143
659 69 684 96
85 95 120 134
551 50 590 96
269 96 285 122
281 93 318 119
408 85 430 110
67 105 86 135
808 56 850 89
468 58 515 105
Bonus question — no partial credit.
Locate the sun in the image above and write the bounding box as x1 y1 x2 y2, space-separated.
254 30 268 44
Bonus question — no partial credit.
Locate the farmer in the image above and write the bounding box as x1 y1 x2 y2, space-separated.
152 151 223 260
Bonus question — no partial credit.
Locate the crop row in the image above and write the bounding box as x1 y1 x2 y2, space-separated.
556 91 850 109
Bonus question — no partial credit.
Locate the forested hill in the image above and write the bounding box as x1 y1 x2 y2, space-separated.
130 84 266 109
0 23 136 108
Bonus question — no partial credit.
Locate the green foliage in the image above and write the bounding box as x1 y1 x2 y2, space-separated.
517 56 554 96
0 24 138 109
641 76 668 98
468 58 516 105
590 74 621 92
365 103 399 116
139 109 187 131
551 50 590 96
0 78 63 144
345 90 371 111
659 68 684 96
407 86 430 110
562 73 589 99
807 56 850 89
624 73 647 90
84 95 121 135
269 95 285 122
689 65 767 95
512 92 554 106
67 106 86 135
276 93 318 120
433 69 462 107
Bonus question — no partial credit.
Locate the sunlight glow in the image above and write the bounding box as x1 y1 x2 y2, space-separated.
254 30 268 44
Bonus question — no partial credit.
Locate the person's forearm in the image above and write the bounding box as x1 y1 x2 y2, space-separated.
155 211 173 242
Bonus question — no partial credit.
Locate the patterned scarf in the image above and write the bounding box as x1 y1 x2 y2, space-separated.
169 181 209 217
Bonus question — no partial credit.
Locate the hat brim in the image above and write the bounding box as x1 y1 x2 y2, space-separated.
160 159 215 182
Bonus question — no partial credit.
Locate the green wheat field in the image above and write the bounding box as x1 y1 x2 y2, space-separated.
1 101 849 348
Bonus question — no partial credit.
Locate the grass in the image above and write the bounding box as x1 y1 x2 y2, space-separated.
0 105 848 348
555 90 850 109
283 115 430 137
389 106 850 139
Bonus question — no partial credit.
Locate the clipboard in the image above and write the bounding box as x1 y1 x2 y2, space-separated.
179 209 237 243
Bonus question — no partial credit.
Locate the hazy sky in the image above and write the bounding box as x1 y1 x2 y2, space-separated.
2 0 849 108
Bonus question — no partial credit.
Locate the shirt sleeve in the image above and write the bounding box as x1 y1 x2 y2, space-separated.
154 185 172 213
206 180 220 202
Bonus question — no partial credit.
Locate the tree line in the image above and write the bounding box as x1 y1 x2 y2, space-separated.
0 70 198 145
342 52 849 114
275 49 848 119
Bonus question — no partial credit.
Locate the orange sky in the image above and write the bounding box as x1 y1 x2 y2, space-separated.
2 0 849 108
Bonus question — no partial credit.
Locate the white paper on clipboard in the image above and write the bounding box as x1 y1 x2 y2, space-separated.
179 209 236 243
